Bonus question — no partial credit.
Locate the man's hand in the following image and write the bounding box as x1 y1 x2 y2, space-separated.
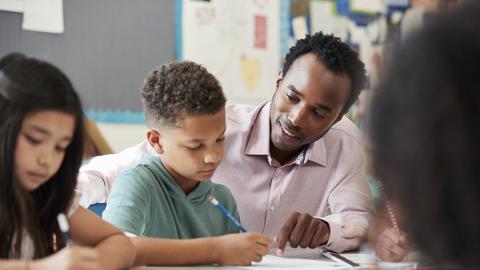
274 212 330 256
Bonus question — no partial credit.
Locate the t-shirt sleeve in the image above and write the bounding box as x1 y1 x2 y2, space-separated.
102 168 152 236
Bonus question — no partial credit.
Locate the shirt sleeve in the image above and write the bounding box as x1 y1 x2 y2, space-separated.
76 140 152 207
102 169 152 236
320 145 374 253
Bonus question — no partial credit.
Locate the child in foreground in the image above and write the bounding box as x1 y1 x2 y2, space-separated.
0 53 135 270
102 61 269 266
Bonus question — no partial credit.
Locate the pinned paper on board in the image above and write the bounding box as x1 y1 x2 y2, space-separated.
22 0 64 33
241 55 261 91
310 1 347 40
292 16 308 40
254 15 267 49
0 0 23 12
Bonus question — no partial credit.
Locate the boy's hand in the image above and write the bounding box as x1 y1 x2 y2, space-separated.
214 232 269 266
275 212 330 256
375 228 408 262
30 246 101 270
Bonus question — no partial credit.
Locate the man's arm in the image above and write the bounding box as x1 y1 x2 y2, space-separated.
275 145 374 254
77 140 152 207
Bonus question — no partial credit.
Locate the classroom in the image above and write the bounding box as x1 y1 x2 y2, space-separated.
1 0 479 269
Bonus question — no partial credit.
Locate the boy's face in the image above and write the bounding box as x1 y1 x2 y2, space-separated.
147 108 226 187
15 110 74 191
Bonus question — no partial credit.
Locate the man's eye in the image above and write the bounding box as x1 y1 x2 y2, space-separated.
287 94 299 103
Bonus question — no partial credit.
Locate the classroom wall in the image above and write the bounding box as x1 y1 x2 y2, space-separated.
96 123 147 153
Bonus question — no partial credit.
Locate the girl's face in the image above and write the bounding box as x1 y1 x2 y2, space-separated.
15 110 75 191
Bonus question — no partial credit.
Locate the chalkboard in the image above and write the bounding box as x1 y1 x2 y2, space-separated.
0 0 176 111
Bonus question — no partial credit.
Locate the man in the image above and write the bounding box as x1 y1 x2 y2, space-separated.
78 32 373 254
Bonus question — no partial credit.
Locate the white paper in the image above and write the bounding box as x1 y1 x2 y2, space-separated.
0 0 23 12
238 255 349 270
22 0 63 33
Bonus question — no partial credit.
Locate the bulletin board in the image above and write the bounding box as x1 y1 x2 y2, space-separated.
179 0 287 105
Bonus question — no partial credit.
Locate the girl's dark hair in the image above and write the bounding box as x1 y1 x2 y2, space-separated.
370 3 480 269
0 53 85 259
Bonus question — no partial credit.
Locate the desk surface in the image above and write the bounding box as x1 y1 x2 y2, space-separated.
131 248 378 270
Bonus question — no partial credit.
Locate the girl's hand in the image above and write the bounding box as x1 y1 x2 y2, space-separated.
214 232 269 266
375 228 408 262
30 246 101 270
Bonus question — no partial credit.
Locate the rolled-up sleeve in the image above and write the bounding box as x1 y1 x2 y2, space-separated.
321 153 374 252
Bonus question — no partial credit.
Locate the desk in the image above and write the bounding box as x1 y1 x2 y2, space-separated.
131 248 377 270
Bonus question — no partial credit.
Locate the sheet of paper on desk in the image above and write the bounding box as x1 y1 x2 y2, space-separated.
238 255 349 270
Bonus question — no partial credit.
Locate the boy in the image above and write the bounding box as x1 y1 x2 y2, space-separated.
102 61 268 266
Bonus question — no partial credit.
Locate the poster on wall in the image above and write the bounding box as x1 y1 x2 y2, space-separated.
181 0 280 105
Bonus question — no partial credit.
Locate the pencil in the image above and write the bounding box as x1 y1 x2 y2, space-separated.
377 181 400 232
208 195 247 233
57 213 74 246
322 251 360 267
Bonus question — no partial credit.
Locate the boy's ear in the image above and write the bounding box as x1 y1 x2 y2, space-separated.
146 129 164 155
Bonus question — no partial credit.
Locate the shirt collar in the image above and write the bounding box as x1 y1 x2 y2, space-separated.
244 101 327 167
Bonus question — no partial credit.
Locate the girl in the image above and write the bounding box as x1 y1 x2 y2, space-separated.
0 54 134 270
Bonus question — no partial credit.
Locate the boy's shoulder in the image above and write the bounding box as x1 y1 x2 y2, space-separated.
210 183 236 206
116 156 163 188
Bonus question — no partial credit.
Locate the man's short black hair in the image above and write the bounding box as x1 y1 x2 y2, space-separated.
282 32 366 113
141 61 226 128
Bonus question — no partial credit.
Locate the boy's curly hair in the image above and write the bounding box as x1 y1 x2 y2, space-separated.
141 61 226 128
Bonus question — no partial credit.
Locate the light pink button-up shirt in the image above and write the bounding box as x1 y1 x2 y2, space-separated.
78 101 373 252
215 102 373 252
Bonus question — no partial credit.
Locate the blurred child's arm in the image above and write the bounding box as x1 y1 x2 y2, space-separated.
69 207 135 270
130 232 269 266
0 260 30 269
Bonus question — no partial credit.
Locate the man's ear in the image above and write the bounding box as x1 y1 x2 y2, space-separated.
147 129 164 155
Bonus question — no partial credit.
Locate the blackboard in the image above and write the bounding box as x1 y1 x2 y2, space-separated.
0 0 176 111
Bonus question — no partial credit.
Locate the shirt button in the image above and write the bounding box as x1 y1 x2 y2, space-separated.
270 205 276 212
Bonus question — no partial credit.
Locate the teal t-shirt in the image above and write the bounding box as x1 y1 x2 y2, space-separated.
103 156 241 239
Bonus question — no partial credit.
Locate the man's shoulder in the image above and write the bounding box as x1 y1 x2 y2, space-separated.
327 116 365 146
225 103 260 124
80 140 152 172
